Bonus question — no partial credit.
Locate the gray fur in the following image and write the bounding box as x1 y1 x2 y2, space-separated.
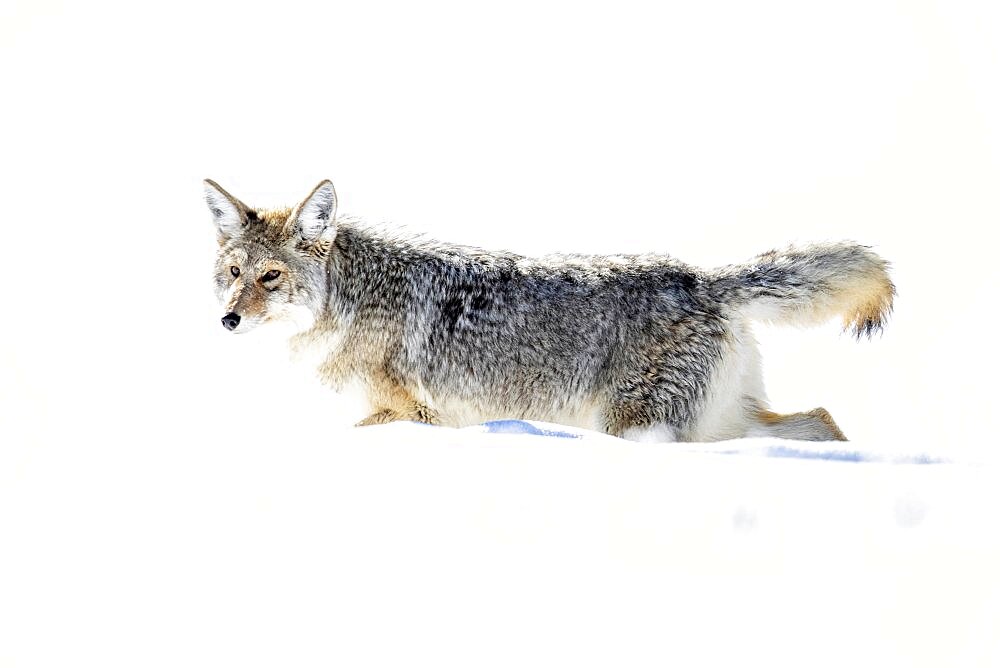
209 180 894 442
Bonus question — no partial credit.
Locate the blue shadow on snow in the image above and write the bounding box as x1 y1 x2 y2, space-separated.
718 445 946 465
481 420 581 439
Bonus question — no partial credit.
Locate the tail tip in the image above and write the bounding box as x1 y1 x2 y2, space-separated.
844 282 895 340
849 315 887 340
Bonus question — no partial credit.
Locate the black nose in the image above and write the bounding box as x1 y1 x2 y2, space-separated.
221 312 241 331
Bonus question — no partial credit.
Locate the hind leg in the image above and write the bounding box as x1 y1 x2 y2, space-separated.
748 406 847 441
602 398 684 443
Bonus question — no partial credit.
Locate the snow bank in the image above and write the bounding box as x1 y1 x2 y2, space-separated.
1 420 997 667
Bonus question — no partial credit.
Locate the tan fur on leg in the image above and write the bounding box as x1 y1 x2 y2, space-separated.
752 407 848 441
357 370 440 427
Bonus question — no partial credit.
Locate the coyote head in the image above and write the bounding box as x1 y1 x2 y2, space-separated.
204 179 337 333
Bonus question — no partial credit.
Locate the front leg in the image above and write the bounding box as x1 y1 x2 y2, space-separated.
354 367 441 427
356 404 439 427
356 409 403 427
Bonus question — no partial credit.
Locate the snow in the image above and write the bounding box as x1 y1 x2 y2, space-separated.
3 0 1000 665
2 416 998 667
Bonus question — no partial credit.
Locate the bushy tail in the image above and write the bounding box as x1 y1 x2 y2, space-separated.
708 242 894 338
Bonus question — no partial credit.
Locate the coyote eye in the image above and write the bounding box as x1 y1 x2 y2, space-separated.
230 266 240 277
262 269 282 282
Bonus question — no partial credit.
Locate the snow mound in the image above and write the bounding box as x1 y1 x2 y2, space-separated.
1 419 997 667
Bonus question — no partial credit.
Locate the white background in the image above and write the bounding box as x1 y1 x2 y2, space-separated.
1 1 999 666
2 0 998 448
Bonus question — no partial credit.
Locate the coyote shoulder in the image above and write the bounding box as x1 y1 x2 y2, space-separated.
205 179 893 442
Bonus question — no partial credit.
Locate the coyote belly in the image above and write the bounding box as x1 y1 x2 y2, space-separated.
205 179 894 442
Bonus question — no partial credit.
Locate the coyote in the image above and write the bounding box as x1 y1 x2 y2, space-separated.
205 179 893 442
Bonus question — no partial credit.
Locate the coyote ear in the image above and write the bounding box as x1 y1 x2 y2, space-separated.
204 179 249 240
289 180 337 243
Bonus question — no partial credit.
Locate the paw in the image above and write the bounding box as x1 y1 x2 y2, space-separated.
355 409 399 427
